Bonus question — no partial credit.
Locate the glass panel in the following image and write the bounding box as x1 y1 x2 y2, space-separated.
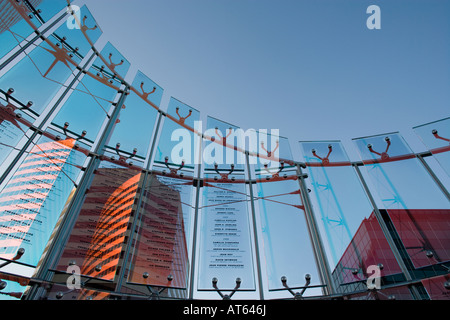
38 281 112 300
54 152 143 281
0 271 30 300
106 71 161 160
35 0 72 23
254 136 322 296
299 141 404 294
51 42 128 144
353 133 450 271
198 116 255 291
0 92 36 168
344 284 414 300
0 0 69 59
202 116 244 171
153 97 199 169
413 117 450 176
0 5 102 115
0 131 87 266
125 99 197 292
421 275 450 300
126 173 193 291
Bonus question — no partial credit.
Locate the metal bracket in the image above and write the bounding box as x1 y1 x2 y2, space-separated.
114 143 138 166
212 277 241 300
162 156 185 176
213 163 235 181
367 136 391 160
312 144 333 165
280 274 311 300
142 272 174 300
0 248 25 269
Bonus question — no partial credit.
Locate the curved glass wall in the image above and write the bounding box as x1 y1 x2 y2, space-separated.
0 2 448 301
253 134 323 298
299 141 405 294
0 0 70 60
0 4 101 173
197 116 257 297
413 117 450 177
353 133 450 276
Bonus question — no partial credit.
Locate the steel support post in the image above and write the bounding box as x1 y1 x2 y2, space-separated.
416 153 450 201
188 145 203 299
245 152 264 300
352 164 425 300
114 111 163 293
296 163 335 296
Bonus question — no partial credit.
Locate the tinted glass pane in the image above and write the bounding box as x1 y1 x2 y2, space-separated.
0 0 69 59
153 97 199 169
54 154 142 281
0 92 36 168
353 133 450 270
414 117 450 177
0 272 29 300
126 173 193 290
300 141 404 293
198 173 255 291
106 71 160 159
0 5 101 115
197 117 255 291
0 132 86 266
51 42 128 144
253 137 321 296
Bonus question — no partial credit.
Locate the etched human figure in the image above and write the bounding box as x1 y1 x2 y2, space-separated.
312 144 333 165
140 82 156 101
107 53 124 74
42 42 72 77
175 107 192 124
214 127 232 146
80 15 98 33
368 137 391 160
261 140 279 159
432 129 450 145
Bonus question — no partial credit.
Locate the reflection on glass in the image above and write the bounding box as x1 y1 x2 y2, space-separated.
0 5 101 115
0 133 85 266
154 97 199 169
353 133 450 270
198 117 255 291
198 173 255 291
107 71 161 159
413 117 450 177
253 137 321 296
0 273 29 300
421 275 450 300
55 157 142 281
41 282 111 300
0 0 70 59
51 42 128 143
127 174 191 289
0 93 36 167
300 141 403 293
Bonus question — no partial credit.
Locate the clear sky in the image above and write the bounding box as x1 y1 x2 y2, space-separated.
74 0 450 161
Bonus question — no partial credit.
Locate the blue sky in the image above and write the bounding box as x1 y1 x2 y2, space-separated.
75 0 450 161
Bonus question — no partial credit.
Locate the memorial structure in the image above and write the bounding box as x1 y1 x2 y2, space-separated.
0 0 448 300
